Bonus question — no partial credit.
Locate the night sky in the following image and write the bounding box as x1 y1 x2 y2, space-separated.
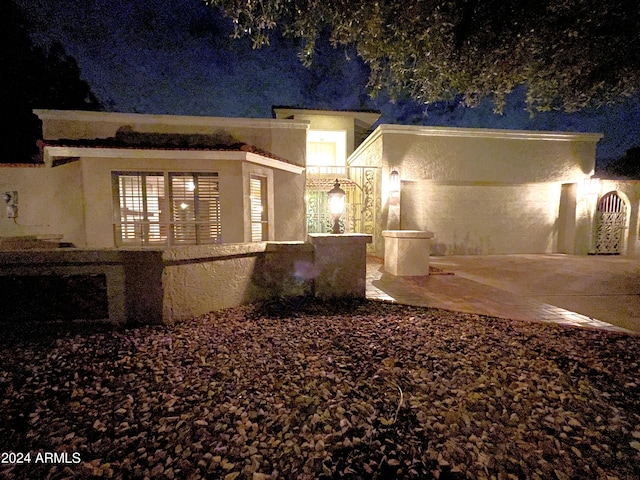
15 0 640 164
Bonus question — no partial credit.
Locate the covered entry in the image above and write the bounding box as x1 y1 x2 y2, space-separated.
305 167 378 239
306 178 361 234
594 191 627 254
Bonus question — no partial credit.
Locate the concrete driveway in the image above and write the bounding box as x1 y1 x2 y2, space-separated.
367 254 640 334
432 254 640 333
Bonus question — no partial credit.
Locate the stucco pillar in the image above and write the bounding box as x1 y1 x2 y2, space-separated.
625 201 639 255
382 230 434 276
308 233 372 299
557 183 578 254
119 250 164 324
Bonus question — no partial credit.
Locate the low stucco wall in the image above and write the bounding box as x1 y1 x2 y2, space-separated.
161 242 314 322
0 244 311 324
0 249 129 323
0 236 370 324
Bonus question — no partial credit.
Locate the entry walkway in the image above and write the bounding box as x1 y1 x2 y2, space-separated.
366 254 640 334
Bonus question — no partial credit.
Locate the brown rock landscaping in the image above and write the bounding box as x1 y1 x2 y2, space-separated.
1 299 639 479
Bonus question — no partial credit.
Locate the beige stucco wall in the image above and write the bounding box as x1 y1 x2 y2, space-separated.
0 236 370 324
162 244 262 321
0 164 85 245
348 134 382 167
35 110 309 168
347 134 384 252
0 242 315 324
76 156 305 248
273 108 380 157
548 179 640 256
29 110 308 248
379 126 597 183
348 124 602 256
79 156 247 248
557 183 579 254
273 168 306 241
308 234 372 298
288 113 356 155
402 182 563 255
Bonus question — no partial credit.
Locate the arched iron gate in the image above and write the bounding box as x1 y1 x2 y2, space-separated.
594 191 627 254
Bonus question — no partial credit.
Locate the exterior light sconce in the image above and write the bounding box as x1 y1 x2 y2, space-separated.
389 169 400 205
582 176 601 198
328 179 346 234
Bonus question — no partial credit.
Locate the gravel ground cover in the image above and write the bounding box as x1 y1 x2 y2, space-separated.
1 299 639 480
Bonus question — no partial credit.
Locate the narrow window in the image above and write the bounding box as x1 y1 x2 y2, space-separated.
250 175 268 241
113 172 166 246
170 173 221 245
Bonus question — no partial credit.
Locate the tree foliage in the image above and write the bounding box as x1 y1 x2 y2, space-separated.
1 1 102 163
205 0 640 113
602 146 640 178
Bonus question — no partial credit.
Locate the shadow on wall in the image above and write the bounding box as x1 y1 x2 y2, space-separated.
431 243 447 256
430 234 487 256
249 244 316 301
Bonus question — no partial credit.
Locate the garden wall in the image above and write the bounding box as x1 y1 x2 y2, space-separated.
0 235 371 324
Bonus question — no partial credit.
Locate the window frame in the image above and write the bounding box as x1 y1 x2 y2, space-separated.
306 130 347 175
250 175 269 242
112 171 221 247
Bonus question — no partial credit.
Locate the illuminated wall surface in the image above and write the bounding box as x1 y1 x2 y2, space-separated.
348 124 640 256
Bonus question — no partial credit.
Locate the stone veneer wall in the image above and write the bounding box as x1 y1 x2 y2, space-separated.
0 235 371 325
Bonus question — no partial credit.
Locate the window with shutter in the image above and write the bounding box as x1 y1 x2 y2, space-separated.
250 175 268 241
113 172 221 246
114 173 166 245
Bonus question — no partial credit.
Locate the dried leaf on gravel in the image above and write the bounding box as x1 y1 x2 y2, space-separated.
1 299 639 479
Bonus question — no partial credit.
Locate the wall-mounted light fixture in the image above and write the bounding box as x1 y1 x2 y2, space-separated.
581 176 601 198
327 179 346 234
3 191 18 218
389 169 400 205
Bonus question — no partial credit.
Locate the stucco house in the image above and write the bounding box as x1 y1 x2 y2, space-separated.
1 109 307 248
1 108 639 323
1 108 638 256
348 124 635 257
275 107 640 257
0 109 369 323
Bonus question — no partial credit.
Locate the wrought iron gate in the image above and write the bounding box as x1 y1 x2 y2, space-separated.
305 167 378 238
306 179 357 234
348 166 377 236
594 191 627 254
